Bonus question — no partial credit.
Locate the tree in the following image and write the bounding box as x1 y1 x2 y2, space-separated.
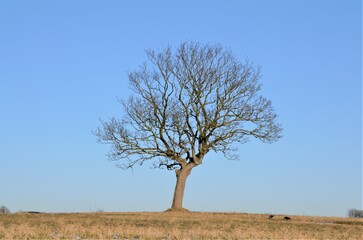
95 42 282 211
347 209 363 218
0 206 10 214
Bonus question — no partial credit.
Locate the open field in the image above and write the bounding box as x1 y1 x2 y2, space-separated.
0 211 362 239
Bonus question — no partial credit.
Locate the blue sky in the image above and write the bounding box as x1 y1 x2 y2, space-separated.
0 0 361 217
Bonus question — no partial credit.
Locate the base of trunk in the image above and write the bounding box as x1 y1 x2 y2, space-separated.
165 207 190 212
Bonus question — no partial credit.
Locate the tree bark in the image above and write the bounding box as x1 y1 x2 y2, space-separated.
171 166 192 210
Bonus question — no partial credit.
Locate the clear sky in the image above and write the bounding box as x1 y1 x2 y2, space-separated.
0 0 361 217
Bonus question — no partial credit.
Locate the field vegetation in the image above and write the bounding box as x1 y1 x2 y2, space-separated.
0 211 362 239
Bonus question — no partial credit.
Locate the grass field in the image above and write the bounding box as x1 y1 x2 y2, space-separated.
0 211 362 239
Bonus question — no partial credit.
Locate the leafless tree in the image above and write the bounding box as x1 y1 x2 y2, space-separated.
95 42 282 211
347 209 363 218
0 206 10 214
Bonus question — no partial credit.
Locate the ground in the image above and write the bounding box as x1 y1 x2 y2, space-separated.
0 211 362 239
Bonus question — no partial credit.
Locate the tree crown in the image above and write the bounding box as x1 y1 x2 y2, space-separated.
95 42 282 169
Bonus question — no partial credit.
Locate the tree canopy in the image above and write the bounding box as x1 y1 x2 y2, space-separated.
96 42 281 169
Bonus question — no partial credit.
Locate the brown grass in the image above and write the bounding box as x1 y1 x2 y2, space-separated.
0 211 362 239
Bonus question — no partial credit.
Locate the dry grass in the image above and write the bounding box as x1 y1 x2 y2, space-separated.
0 211 362 239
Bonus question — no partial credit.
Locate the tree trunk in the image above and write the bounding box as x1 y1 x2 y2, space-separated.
171 166 192 210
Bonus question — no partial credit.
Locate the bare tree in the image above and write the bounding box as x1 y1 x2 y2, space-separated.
347 209 363 218
0 206 10 214
95 42 282 211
